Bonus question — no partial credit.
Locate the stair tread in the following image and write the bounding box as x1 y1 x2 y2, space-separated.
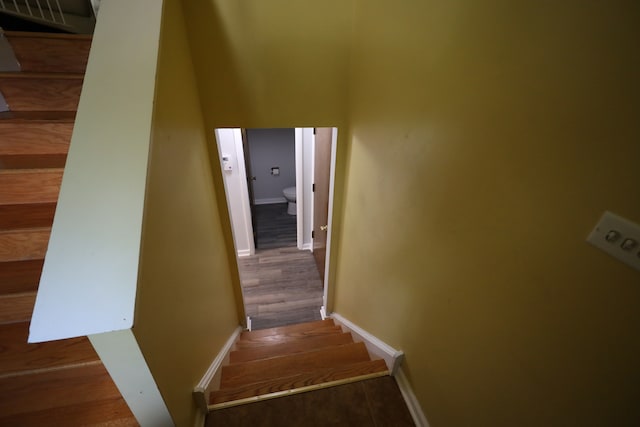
241 318 336 339
0 169 63 205
5 33 91 75
0 111 76 123
0 259 43 294
0 227 51 262
0 321 99 376
230 332 354 364
0 363 126 419
0 77 82 111
235 325 344 349
0 397 139 427
0 203 56 230
0 121 73 154
0 291 36 325
211 359 389 405
221 341 371 389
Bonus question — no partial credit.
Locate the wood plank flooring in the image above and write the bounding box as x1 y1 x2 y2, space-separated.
254 203 296 249
239 247 323 330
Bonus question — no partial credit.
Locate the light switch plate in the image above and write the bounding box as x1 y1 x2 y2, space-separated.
587 211 640 272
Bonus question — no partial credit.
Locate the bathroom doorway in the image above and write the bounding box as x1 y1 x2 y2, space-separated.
243 128 297 250
214 127 338 330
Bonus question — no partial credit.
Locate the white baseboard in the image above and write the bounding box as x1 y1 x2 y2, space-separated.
237 249 251 257
395 368 430 427
254 197 287 205
329 313 404 375
301 242 312 251
192 326 243 414
320 306 326 320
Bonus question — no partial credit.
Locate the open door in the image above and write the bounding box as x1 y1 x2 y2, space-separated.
312 128 332 277
241 128 258 249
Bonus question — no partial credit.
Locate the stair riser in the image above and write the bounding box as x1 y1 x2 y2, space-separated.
6 35 91 74
0 203 56 230
221 342 371 389
0 170 63 205
0 292 36 325
0 259 44 294
0 229 50 262
0 77 83 111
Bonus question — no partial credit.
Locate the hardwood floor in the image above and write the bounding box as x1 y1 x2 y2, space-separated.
254 203 296 249
238 247 323 330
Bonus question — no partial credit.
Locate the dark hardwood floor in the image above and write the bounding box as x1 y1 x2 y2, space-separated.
238 247 323 330
254 203 296 249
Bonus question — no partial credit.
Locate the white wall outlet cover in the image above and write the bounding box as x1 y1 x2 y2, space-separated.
587 211 640 272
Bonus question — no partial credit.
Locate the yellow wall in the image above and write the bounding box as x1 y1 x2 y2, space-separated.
335 0 640 425
180 0 640 425
132 0 240 425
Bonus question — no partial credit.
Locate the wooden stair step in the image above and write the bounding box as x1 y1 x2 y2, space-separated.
221 341 371 389
5 31 91 74
211 359 389 406
0 153 67 169
0 169 63 205
0 73 83 111
0 321 99 376
0 396 139 427
0 203 56 230
230 332 354 364
0 111 76 123
234 325 343 349
0 120 73 151
0 259 43 294
0 291 36 324
0 363 126 420
0 228 50 262
240 318 336 340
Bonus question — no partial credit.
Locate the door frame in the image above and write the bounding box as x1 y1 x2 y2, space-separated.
215 127 338 318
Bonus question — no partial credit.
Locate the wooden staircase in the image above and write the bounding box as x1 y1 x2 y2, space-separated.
0 31 138 426
210 319 389 410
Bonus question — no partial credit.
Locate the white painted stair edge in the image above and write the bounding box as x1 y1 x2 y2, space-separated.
192 326 243 420
330 312 430 427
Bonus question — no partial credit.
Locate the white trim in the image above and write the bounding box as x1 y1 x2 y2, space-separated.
192 326 243 414
232 129 255 256
329 313 404 375
322 128 338 310
395 368 430 427
237 249 251 257
89 329 173 427
301 242 312 251
320 306 327 320
295 128 304 250
254 197 287 205
246 316 252 331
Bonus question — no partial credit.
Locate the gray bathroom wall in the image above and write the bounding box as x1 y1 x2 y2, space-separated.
247 128 296 204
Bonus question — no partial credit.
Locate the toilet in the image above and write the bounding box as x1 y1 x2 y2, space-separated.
283 186 296 215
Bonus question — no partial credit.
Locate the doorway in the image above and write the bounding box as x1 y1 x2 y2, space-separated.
214 127 338 330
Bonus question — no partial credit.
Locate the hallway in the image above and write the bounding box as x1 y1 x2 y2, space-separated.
239 247 323 330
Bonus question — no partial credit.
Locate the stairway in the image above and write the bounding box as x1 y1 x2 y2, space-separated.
210 319 389 410
0 31 138 426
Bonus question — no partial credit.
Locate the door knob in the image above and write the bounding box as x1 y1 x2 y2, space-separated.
320 225 328 231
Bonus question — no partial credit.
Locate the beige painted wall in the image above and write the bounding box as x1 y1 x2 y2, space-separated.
131 0 240 425
181 0 355 308
335 1 640 426
179 0 639 425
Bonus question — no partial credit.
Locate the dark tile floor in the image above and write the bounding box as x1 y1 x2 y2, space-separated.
254 203 297 249
206 376 415 427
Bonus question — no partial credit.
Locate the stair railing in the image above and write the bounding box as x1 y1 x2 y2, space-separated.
0 0 96 33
